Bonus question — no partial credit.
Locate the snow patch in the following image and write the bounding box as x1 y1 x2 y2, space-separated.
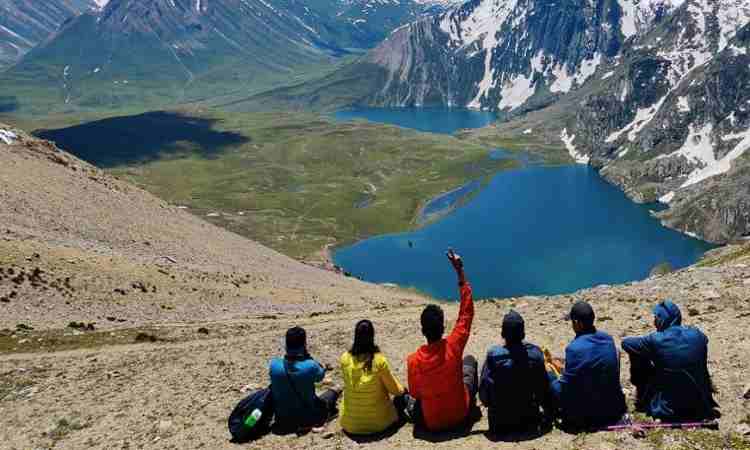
667 123 715 168
677 96 690 113
561 128 590 164
601 71 614 80
497 74 535 110
523 128 533 135
659 191 675 203
681 126 750 187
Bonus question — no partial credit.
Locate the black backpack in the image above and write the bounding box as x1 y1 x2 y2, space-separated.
228 388 274 443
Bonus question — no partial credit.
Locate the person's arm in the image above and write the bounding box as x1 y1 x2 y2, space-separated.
377 356 405 396
407 356 420 399
479 356 494 407
557 345 578 386
621 334 654 359
447 249 474 350
311 359 326 383
534 350 554 417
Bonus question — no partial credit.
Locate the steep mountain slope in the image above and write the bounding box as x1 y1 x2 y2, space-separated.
0 0 459 113
279 0 687 114
0 0 96 70
554 0 750 242
0 122 423 328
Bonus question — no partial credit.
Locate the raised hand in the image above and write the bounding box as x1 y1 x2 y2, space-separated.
447 248 466 284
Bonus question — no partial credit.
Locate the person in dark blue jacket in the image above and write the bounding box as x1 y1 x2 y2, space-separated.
549 301 626 430
269 326 341 432
621 300 719 421
479 310 553 435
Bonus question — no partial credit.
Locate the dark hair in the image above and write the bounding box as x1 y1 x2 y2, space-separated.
285 326 310 361
350 320 380 371
421 305 445 343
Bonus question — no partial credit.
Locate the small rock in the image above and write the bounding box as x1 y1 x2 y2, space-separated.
197 327 209 335
322 431 335 439
736 423 750 436
743 384 750 400
702 290 720 300
134 332 158 343
157 420 172 435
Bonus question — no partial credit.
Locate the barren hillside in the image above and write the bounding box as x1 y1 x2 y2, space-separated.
1 126 748 449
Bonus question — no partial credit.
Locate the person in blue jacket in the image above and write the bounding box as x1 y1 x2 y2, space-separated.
479 310 553 434
549 301 626 430
621 300 719 421
269 326 341 432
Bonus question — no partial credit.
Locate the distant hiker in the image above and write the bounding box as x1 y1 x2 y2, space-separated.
622 300 719 421
269 327 341 432
339 319 408 436
407 249 478 432
548 301 627 430
479 310 554 435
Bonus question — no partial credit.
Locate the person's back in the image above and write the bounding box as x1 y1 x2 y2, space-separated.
551 302 626 429
339 351 404 434
269 356 326 430
407 249 476 431
268 327 340 431
481 342 551 431
622 301 718 421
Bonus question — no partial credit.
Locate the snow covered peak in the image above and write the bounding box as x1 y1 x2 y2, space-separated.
618 0 685 38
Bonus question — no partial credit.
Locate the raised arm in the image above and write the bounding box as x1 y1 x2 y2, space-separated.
447 249 474 350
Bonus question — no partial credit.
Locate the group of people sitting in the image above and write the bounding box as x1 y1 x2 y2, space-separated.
267 250 720 439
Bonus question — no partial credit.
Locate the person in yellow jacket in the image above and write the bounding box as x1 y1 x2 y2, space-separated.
339 319 407 435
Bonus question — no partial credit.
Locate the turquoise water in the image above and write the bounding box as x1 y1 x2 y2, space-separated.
332 109 715 300
334 107 497 134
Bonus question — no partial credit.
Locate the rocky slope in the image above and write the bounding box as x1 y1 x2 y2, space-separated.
1 123 750 449
0 0 96 70
560 1 750 244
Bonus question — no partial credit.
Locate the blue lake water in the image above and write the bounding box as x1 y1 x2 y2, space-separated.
334 107 497 134
332 108 715 300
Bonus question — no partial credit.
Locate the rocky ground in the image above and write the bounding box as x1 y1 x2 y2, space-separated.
1 127 749 449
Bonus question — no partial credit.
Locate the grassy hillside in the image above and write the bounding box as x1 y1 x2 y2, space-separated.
34 110 517 259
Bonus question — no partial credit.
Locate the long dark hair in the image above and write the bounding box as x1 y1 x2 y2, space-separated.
350 320 380 372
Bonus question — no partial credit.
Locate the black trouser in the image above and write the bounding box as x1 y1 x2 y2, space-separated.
463 355 479 401
627 354 656 409
317 389 341 423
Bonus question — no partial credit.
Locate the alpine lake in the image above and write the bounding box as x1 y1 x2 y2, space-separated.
332 107 715 300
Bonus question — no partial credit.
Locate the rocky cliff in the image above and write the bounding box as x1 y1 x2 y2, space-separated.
558 0 750 243
358 0 682 114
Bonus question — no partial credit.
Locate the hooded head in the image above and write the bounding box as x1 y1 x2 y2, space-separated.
653 300 682 331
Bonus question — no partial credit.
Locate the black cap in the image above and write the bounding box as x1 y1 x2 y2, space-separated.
285 326 307 357
502 310 525 343
566 301 595 326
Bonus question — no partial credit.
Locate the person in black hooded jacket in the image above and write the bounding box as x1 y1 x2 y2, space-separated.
622 300 719 421
479 310 553 434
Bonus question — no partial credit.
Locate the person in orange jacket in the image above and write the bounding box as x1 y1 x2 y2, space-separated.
407 249 477 432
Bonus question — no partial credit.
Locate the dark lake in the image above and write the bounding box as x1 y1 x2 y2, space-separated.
332 108 715 300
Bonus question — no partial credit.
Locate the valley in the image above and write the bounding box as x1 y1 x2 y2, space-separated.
30 109 515 260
